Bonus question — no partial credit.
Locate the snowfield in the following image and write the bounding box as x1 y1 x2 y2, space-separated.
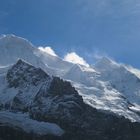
0 111 64 136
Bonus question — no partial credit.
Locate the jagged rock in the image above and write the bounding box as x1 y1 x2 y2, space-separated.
7 59 49 88
30 76 84 124
6 59 51 111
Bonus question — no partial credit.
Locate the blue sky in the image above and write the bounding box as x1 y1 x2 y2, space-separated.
1 0 140 68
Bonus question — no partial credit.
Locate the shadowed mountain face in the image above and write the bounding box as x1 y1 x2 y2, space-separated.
0 60 140 140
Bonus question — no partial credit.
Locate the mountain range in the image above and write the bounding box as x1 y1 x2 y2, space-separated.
1 34 140 140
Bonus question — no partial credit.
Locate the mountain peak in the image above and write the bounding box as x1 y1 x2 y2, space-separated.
1 34 19 40
95 57 120 71
0 34 24 41
0 34 16 39
0 34 47 68
0 34 33 49
97 57 114 64
15 59 32 67
7 59 49 88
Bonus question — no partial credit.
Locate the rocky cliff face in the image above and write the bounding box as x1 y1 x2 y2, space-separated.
6 59 51 111
0 60 140 140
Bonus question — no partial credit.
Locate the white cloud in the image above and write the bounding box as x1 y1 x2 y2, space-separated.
64 52 89 67
38 46 57 56
93 51 107 60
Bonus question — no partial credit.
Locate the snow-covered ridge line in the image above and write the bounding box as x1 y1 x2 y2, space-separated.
0 34 34 48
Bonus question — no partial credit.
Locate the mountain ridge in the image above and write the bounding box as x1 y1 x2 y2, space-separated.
1 34 140 139
1 35 140 122
1 59 140 140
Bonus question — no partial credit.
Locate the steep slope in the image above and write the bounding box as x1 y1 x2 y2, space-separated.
63 64 99 86
0 59 77 138
0 35 63 76
62 57 140 122
0 35 43 68
126 65 140 79
36 49 73 76
95 57 140 106
1 35 140 139
6 59 51 111
1 34 140 122
0 60 140 140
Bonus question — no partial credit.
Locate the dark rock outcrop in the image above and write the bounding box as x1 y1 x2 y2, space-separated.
7 59 49 88
6 59 51 111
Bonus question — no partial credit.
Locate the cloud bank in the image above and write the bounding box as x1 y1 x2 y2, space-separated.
38 46 57 56
64 52 89 67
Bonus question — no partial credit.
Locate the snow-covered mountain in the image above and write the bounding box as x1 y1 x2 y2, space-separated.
0 59 82 139
63 64 99 86
0 34 73 76
1 59 140 140
1 34 140 140
0 35 43 67
36 48 73 76
62 56 140 122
